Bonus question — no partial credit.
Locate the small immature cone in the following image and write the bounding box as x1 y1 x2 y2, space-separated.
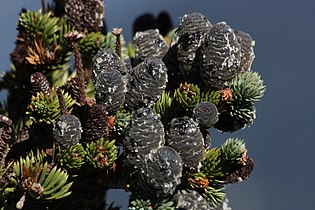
53 88 82 147
83 104 109 142
193 101 219 128
64 0 84 31
56 88 68 115
214 105 256 132
72 41 86 105
53 114 83 147
82 0 104 32
65 0 104 32
30 72 51 97
224 157 254 184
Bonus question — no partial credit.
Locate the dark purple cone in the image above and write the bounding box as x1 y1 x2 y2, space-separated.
235 30 255 72
172 189 210 210
166 116 205 170
200 22 241 89
53 115 82 147
133 29 169 61
140 146 182 196
92 48 129 80
176 12 212 82
94 69 126 114
162 44 185 91
193 101 219 128
123 108 165 170
125 58 168 111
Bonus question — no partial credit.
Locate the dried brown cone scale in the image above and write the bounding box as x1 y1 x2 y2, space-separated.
224 157 254 184
165 116 205 170
30 72 51 97
176 12 212 82
125 58 168 111
133 29 169 61
83 104 109 142
123 107 165 170
199 22 241 89
235 30 255 71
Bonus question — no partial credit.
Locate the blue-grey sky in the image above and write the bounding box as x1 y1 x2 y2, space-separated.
1 1 315 210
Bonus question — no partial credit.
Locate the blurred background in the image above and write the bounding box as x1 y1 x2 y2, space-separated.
1 0 315 209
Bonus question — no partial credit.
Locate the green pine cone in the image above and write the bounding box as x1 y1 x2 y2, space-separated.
174 83 201 111
56 144 86 170
230 71 265 102
221 138 246 161
27 88 75 124
85 138 118 169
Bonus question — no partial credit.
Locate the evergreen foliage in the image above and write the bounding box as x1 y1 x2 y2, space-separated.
0 1 265 209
